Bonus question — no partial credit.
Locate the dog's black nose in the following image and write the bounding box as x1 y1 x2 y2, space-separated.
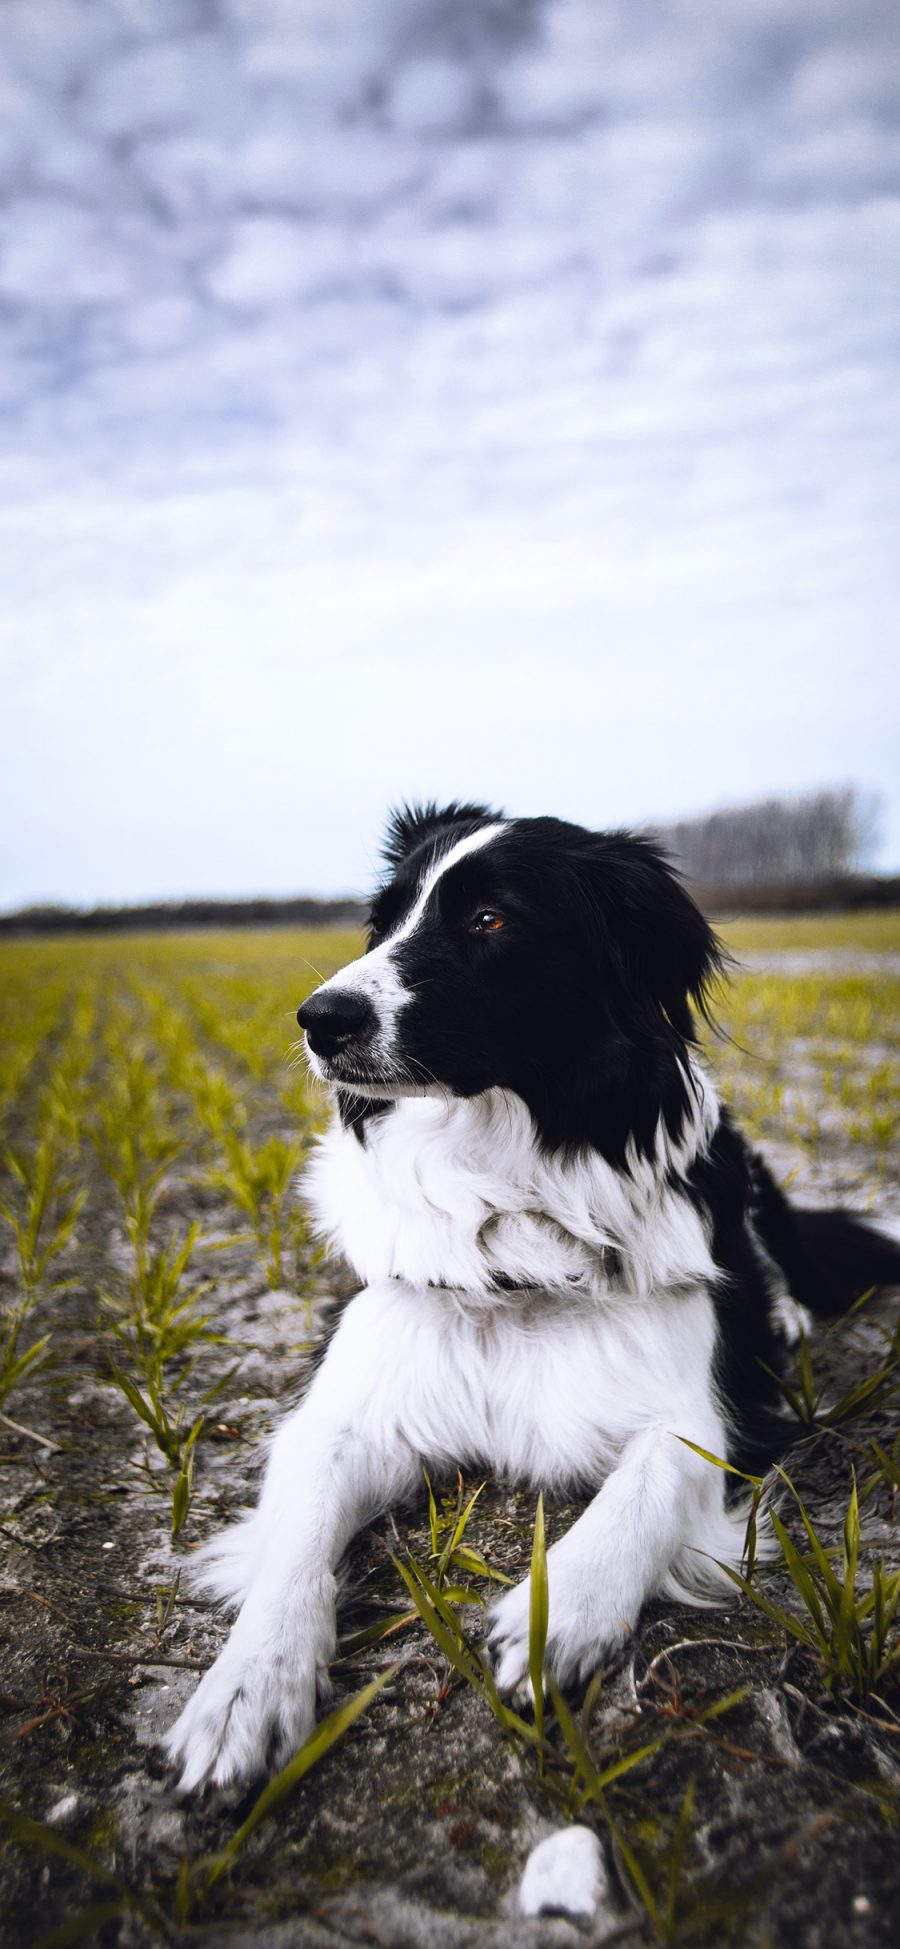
297 989 376 1057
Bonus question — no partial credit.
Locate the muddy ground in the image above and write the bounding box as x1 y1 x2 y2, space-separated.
1 1015 898 1947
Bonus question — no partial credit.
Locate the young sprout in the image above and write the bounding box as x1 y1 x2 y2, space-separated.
205 1131 308 1288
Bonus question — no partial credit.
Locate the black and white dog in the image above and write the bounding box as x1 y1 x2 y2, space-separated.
167 802 900 1792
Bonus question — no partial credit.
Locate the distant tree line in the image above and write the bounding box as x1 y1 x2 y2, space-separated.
651 786 882 888
692 873 899 914
2 788 895 934
0 895 367 937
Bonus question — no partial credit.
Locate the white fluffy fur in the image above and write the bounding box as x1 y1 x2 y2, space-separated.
306 1079 720 1302
165 1063 752 1793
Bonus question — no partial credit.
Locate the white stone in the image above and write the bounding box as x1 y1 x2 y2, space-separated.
46 1794 80 1826
519 1824 607 1919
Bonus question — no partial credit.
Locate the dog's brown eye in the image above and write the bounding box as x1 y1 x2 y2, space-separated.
468 910 506 934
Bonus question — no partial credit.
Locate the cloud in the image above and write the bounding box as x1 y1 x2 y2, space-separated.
0 197 134 304
1 0 899 899
788 41 900 121
205 214 354 307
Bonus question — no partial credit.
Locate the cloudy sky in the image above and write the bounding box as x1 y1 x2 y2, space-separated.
2 0 899 906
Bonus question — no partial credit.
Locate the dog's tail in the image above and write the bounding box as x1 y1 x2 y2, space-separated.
750 1151 900 1319
782 1208 900 1320
763 1192 900 1317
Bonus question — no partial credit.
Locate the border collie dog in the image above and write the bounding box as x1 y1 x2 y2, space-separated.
167 803 900 1791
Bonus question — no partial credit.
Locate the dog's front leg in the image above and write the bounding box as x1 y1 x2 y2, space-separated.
165 1285 421 1791
488 1418 728 1691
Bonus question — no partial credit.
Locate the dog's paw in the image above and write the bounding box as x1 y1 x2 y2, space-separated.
486 1577 538 1697
164 1640 317 1792
164 1577 337 1792
487 1561 629 1696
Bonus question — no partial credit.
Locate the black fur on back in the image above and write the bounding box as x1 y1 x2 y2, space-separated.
685 1112 795 1472
748 1152 900 1318
687 1113 900 1471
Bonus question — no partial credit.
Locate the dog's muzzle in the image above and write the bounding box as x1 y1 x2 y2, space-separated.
297 988 376 1062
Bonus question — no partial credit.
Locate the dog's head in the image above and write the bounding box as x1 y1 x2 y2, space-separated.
297 802 724 1159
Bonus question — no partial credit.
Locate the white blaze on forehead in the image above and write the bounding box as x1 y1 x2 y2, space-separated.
303 822 508 1072
389 821 509 946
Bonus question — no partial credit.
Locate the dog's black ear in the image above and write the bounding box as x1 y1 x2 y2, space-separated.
586 832 726 1038
381 800 500 869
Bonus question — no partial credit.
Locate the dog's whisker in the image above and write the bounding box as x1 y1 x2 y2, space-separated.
294 954 329 983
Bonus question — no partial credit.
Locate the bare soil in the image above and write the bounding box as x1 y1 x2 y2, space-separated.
1 1109 898 1948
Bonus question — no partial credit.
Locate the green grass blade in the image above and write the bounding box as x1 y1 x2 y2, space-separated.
529 1493 549 1750
337 1610 418 1656
205 1664 398 1891
547 1674 597 1790
0 1799 127 1892
821 1367 896 1427
768 1510 830 1641
394 1554 543 1742
448 1481 486 1557
773 1469 844 1603
743 1484 763 1579
835 1475 862 1687
450 1545 512 1585
580 1664 607 1733
715 1560 816 1647
592 1737 669 1792
675 1436 763 1486
392 1556 484 1690
34 1902 132 1949
758 1360 808 1422
423 1467 440 1558
606 1815 663 1934
666 1775 697 1935
693 1684 752 1725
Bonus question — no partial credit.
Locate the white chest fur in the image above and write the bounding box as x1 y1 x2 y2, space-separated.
303 1084 718 1304
314 1269 721 1487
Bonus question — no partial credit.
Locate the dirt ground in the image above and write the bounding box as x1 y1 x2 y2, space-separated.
1 933 898 1949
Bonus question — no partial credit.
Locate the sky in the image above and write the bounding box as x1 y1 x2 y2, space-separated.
2 0 899 906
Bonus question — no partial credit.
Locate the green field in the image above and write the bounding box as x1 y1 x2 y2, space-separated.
710 914 900 1184
0 915 898 1943
718 910 900 954
0 912 897 1587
